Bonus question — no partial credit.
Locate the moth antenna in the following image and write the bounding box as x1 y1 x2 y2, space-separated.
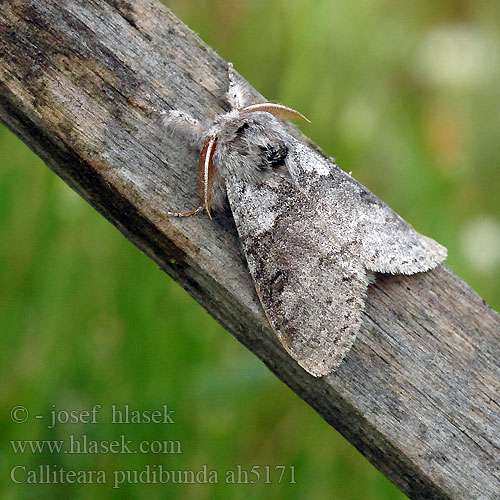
239 102 310 122
167 206 203 218
198 135 217 220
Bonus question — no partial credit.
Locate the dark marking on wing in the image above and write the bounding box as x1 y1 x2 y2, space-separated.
258 144 289 170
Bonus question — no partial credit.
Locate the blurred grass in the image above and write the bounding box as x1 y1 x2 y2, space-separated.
1 0 499 498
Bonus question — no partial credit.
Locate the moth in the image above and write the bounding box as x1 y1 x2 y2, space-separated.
131 63 447 377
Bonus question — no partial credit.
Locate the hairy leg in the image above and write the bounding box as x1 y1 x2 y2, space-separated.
226 62 255 110
128 98 206 147
128 98 204 217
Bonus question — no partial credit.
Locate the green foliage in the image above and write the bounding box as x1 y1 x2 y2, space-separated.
1 0 498 498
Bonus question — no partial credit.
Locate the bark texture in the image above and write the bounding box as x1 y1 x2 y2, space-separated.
1 1 498 498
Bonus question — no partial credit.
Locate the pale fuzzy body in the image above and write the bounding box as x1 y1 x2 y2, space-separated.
154 65 447 377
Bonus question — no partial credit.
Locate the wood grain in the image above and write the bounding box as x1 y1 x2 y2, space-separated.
1 1 498 498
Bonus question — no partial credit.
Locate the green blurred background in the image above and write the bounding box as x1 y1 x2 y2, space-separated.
1 0 499 498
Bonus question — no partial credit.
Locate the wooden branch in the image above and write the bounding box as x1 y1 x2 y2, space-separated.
1 1 499 498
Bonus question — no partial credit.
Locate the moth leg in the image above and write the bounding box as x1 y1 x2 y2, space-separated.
167 206 203 217
128 98 205 146
226 62 254 110
128 98 168 115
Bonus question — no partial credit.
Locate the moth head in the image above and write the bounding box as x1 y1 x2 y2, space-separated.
198 103 309 218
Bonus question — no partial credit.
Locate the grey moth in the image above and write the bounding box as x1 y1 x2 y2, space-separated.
131 63 447 377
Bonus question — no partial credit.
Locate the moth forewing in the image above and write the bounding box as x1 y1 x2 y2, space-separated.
224 172 368 377
284 141 448 275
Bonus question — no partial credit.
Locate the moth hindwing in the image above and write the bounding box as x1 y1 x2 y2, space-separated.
133 63 447 377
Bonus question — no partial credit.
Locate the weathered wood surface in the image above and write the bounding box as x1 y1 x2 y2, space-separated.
1 1 499 498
